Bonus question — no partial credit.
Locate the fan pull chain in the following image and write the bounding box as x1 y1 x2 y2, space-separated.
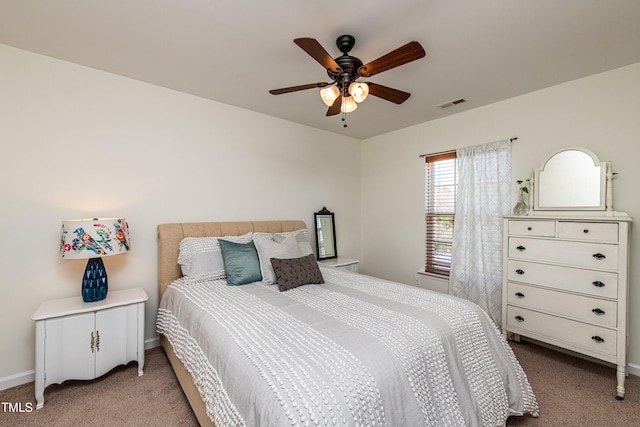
341 96 348 127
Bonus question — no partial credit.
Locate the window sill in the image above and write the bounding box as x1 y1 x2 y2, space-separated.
419 271 449 280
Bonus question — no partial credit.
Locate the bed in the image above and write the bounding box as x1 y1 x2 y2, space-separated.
156 220 538 426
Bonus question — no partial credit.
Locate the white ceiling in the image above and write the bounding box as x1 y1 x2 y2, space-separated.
2 1 640 140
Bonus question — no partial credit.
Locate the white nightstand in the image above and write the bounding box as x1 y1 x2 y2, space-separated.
320 258 359 273
31 287 148 409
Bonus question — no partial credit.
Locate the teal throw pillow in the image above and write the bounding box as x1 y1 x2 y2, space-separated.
218 239 262 286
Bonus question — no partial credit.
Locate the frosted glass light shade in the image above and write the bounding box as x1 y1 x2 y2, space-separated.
341 96 358 113
348 82 369 103
320 85 340 106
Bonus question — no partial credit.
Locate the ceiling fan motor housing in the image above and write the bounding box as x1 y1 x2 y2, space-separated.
328 35 363 90
328 56 363 88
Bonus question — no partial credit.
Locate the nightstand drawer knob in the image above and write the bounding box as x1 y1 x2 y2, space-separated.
515 269 525 275
527 227 532 231
583 229 589 233
592 281 605 288
515 292 525 298
515 315 525 322
592 308 605 316
592 335 605 344
516 245 526 251
592 253 606 260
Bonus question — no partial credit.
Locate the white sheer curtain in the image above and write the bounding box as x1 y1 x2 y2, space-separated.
448 139 511 326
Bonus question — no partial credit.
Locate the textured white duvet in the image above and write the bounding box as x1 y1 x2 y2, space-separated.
157 266 538 426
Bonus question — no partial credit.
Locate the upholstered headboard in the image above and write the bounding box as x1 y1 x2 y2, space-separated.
157 220 307 298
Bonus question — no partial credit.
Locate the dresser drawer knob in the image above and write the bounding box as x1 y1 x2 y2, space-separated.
515 292 525 298
592 281 605 288
527 227 532 231
592 253 606 260
515 269 525 275
516 245 526 251
583 229 589 234
592 308 605 316
515 315 525 322
592 335 605 344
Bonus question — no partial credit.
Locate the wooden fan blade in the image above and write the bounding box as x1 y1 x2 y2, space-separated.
359 41 425 77
269 82 330 95
294 38 342 74
368 83 411 104
326 93 342 116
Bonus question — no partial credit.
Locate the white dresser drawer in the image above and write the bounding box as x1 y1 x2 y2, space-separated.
507 283 617 328
506 260 618 298
558 221 619 243
508 220 555 237
506 306 617 358
508 237 618 270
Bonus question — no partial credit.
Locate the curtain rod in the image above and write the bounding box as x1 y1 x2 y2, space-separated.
418 137 518 158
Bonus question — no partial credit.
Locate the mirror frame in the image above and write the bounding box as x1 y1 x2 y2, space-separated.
533 147 608 212
314 207 337 260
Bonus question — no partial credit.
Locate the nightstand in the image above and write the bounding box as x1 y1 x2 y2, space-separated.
319 258 359 273
31 287 148 409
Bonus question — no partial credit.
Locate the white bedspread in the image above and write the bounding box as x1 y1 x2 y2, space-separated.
157 266 538 426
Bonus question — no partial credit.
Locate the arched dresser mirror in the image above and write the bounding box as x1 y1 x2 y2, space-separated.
503 146 631 401
531 147 610 213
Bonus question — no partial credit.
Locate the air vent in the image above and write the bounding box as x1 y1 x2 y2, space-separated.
437 98 467 109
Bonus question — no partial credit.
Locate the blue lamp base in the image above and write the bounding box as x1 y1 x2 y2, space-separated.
82 258 108 302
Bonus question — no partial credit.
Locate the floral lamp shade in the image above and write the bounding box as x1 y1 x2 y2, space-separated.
60 218 130 302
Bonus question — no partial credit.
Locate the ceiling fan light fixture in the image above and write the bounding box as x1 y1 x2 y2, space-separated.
320 85 340 106
348 82 369 103
270 35 426 125
341 96 358 113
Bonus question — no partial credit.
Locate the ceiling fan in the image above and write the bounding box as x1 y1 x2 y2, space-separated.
269 35 426 125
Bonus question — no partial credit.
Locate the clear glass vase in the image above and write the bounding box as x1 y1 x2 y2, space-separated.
513 190 529 215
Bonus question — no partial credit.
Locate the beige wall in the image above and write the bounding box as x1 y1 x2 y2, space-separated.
0 44 361 385
360 62 640 368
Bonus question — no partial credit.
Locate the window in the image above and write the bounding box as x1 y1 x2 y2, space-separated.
424 151 457 276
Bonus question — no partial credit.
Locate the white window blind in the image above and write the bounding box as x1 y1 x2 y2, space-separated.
425 152 457 276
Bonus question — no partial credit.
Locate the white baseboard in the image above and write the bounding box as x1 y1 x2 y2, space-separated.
0 370 35 391
145 335 160 350
0 336 162 391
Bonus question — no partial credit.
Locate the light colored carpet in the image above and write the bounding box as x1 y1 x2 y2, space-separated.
507 340 640 426
0 347 197 426
1 342 638 426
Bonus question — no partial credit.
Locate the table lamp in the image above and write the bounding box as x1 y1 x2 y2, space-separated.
60 218 130 302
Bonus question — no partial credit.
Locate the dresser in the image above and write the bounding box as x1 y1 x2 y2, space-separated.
31 287 148 409
502 215 631 399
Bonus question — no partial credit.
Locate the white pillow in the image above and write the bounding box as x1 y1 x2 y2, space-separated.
177 232 252 283
271 229 314 256
253 233 302 285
